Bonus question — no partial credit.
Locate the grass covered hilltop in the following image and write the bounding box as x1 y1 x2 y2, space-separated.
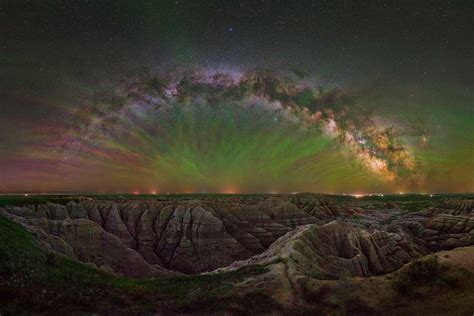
0 213 271 314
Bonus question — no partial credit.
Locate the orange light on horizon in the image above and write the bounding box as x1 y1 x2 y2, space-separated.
181 187 194 194
222 186 238 194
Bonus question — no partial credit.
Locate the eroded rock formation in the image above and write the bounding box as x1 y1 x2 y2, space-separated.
1 195 472 279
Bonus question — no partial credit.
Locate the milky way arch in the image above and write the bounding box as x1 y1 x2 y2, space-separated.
44 66 421 193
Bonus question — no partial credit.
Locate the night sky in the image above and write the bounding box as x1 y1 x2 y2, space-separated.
1 0 473 193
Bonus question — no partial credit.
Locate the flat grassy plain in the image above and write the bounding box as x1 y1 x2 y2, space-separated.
1 192 470 207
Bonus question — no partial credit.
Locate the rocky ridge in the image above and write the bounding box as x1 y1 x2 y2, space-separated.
1 195 472 279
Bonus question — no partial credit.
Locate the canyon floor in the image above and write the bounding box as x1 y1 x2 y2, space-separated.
0 193 473 315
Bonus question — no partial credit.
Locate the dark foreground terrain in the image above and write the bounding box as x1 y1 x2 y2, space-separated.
1 193 473 314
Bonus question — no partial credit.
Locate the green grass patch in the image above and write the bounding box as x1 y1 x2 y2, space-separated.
0 214 268 313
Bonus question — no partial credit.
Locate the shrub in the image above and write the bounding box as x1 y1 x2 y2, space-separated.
302 283 332 304
393 256 452 296
405 256 445 285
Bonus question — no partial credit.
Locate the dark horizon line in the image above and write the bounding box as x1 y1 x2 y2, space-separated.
0 191 472 196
